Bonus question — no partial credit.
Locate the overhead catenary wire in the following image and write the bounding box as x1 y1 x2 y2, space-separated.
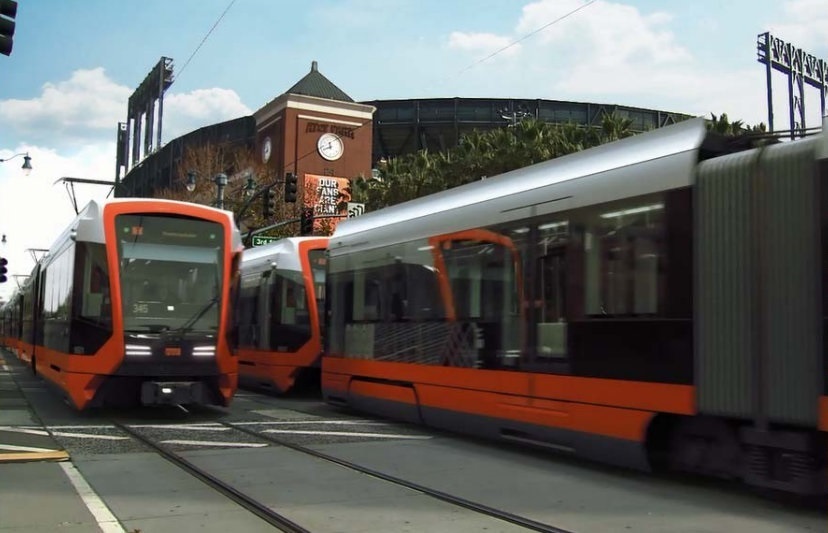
176 0 238 81
161 0 598 183
456 0 598 76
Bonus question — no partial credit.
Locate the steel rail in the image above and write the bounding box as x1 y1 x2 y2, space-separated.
113 421 309 533
225 421 575 533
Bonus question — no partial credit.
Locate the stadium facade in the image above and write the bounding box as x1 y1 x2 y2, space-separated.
118 62 694 199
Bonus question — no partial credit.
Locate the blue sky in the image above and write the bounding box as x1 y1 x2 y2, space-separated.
1 0 827 299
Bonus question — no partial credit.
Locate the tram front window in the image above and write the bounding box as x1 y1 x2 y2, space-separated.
116 215 224 334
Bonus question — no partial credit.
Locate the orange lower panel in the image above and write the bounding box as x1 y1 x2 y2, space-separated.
322 371 348 394
323 358 695 415
819 396 828 432
238 345 320 394
349 380 418 405
37 368 105 411
218 373 238 406
323 358 693 443
415 383 650 441
240 362 299 393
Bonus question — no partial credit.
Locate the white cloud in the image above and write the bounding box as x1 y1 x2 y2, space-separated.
438 0 820 126
448 31 522 59
0 68 252 151
0 68 129 147
161 88 252 143
769 0 828 49
0 142 115 301
515 0 689 65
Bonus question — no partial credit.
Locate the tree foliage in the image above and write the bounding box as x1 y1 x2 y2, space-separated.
152 143 309 239
347 112 638 211
705 112 767 136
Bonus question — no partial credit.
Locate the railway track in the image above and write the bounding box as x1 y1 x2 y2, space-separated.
113 418 576 533
113 421 309 533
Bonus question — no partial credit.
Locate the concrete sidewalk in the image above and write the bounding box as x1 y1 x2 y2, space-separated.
0 348 67 462
0 348 119 532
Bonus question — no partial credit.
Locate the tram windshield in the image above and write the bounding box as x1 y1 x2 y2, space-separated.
116 215 224 334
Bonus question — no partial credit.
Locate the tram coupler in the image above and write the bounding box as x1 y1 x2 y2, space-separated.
141 381 206 406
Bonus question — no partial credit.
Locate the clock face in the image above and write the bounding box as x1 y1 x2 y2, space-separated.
317 133 344 161
262 137 272 163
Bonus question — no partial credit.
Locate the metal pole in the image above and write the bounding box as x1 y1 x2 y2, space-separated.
215 173 228 210
763 33 774 132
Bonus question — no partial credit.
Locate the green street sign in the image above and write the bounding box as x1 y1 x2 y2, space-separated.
251 235 279 247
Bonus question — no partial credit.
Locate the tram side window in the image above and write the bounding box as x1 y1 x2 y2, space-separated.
442 240 519 321
441 237 522 364
43 244 75 352
397 264 444 321
535 221 569 359
236 276 260 349
325 270 352 355
583 197 665 316
74 243 112 327
266 270 311 352
348 264 444 324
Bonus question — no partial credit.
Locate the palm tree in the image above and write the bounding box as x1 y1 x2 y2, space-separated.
360 113 636 209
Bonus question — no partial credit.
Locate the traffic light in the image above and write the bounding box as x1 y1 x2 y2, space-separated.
284 172 297 203
0 257 7 283
262 188 276 218
0 0 17 57
300 207 314 235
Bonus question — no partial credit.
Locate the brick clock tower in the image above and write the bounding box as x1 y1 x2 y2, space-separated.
252 61 376 232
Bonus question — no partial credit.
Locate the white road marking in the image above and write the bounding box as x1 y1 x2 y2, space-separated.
0 426 126 440
0 426 50 436
52 432 129 441
160 439 268 448
45 425 116 430
0 443 59 453
60 462 126 533
262 429 432 439
233 420 387 426
129 423 228 431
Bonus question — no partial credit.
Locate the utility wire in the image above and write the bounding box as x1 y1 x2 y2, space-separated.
177 0 238 80
457 0 598 75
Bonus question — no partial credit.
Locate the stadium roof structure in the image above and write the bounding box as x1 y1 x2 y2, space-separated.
364 97 695 161
284 60 354 103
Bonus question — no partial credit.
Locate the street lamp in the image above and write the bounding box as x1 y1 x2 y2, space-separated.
185 171 196 192
185 171 229 209
184 170 256 209
243 175 256 198
0 152 32 176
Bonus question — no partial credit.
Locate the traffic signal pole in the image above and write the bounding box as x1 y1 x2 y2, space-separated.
241 214 346 246
0 0 17 57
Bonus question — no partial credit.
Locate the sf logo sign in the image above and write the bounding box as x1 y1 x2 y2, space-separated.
347 202 365 218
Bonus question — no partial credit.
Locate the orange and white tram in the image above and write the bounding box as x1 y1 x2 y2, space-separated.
322 117 828 497
234 237 328 394
1 198 243 410
0 286 25 357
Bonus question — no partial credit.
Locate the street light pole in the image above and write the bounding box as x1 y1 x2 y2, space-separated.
0 152 33 175
214 173 228 210
187 171 256 215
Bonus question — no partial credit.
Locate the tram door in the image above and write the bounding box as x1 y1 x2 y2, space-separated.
536 244 567 360
431 230 523 369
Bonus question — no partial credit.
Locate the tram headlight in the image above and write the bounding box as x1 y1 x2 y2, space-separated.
125 344 152 357
192 345 215 357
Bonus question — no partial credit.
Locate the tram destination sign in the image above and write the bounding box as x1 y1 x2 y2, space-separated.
251 235 279 247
